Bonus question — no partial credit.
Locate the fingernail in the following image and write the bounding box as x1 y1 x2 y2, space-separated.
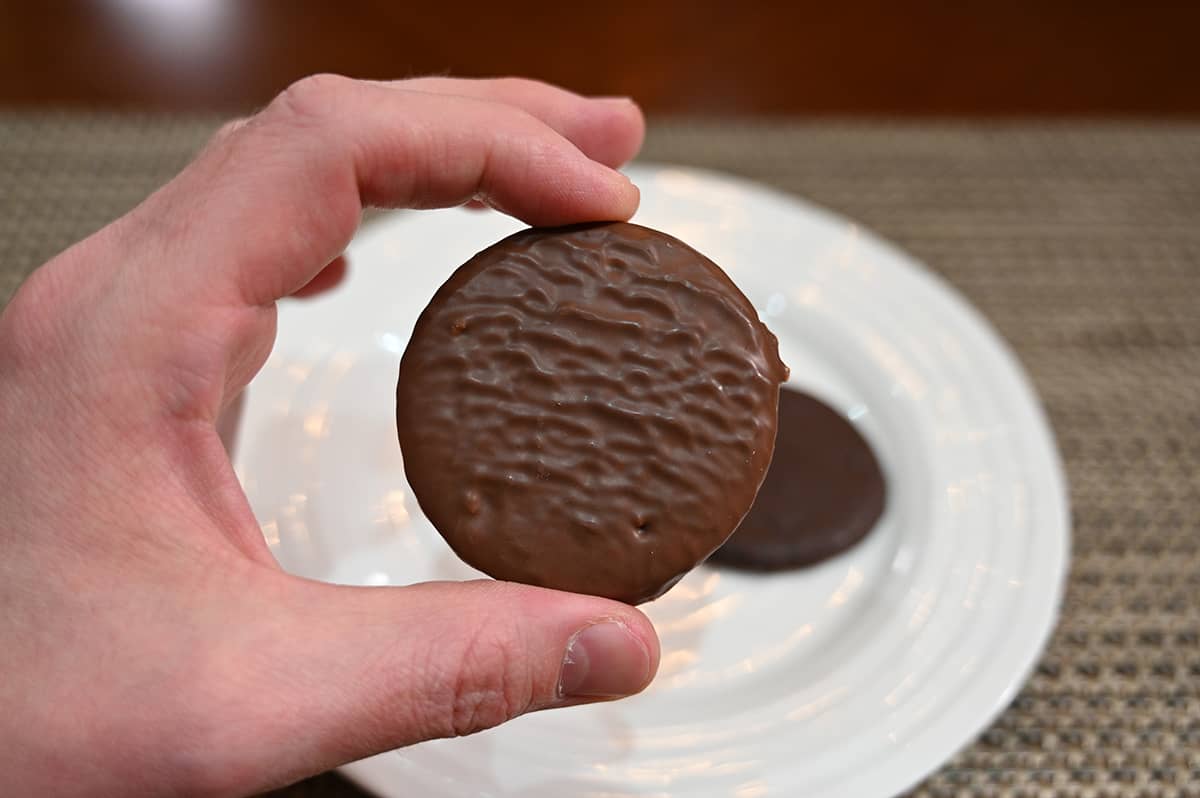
558 621 651 699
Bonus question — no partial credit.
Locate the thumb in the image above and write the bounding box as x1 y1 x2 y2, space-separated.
199 576 660 795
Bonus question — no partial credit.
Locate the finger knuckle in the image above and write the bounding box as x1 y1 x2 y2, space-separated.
273 72 355 120
212 117 248 144
191 117 250 168
0 268 66 368
445 626 535 738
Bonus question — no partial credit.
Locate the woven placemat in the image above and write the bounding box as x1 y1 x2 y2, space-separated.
2 114 1198 798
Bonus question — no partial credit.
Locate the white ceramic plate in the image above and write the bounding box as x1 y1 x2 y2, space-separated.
235 165 1069 798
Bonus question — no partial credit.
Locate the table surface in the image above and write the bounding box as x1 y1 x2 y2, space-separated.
2 115 1198 798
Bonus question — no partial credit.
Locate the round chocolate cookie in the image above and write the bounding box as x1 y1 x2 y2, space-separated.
396 222 788 604
708 388 886 571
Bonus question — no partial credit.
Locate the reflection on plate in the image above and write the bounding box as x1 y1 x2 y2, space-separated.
235 165 1069 798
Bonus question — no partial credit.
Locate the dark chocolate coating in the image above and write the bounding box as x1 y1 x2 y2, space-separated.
709 388 886 570
396 222 788 604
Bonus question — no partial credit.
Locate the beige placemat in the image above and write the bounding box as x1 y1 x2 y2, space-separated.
2 114 1198 798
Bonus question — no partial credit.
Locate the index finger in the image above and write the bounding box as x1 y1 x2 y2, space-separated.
128 75 642 308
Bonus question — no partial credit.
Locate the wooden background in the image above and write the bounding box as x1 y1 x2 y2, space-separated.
3 0 1199 115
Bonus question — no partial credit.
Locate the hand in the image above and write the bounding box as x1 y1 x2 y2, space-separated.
0 75 660 797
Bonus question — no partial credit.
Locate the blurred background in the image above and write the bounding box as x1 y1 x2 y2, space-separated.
4 0 1199 115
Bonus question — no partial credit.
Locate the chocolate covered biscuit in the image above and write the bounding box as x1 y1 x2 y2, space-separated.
396 222 788 603
709 387 886 570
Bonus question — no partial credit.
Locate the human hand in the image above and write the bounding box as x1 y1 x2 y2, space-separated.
0 75 660 797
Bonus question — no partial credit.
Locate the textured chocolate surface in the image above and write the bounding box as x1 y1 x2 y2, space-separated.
396 222 788 603
709 387 886 570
